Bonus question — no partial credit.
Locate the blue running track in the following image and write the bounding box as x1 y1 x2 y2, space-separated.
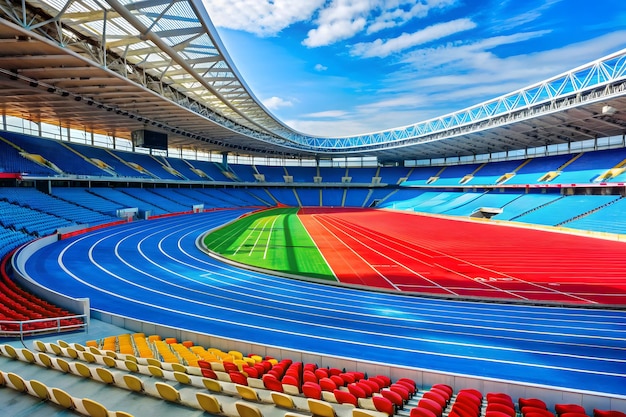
16 210 626 396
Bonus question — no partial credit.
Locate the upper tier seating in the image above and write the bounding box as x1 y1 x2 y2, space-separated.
1 131 111 177
65 142 151 178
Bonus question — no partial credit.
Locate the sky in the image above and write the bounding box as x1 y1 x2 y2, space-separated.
200 0 626 138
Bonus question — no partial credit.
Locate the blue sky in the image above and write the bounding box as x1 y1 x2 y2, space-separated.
201 0 626 137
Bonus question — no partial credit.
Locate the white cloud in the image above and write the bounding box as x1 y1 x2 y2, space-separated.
201 0 324 36
302 0 377 47
367 0 457 34
314 63 328 71
305 110 349 118
351 18 476 58
262 96 294 110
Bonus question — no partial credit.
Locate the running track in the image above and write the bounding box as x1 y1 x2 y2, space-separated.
15 210 626 396
300 208 626 304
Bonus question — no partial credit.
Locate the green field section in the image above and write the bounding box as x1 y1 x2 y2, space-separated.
203 208 336 280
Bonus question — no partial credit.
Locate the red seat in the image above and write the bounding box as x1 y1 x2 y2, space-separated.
262 374 283 392
411 407 438 417
334 389 358 407
197 360 211 369
486 411 514 417
330 375 345 387
520 399 548 410
302 382 322 399
373 396 395 417
381 389 404 409
396 380 417 395
456 391 482 409
315 368 329 379
243 366 259 378
594 411 626 417
369 376 386 389
200 368 217 379
430 387 450 402
397 377 416 388
229 371 247 385
357 381 374 397
488 396 515 408
423 390 447 408
329 368 342 376
418 398 443 417
339 373 356 384
281 374 300 391
452 401 480 417
375 374 392 387
347 383 367 399
459 389 483 402
223 362 238 373
561 414 589 417
361 379 381 393
390 384 410 402
556 405 587 416
318 377 337 392
487 403 516 417
488 393 513 403
432 384 453 397
303 370 318 384
523 408 556 417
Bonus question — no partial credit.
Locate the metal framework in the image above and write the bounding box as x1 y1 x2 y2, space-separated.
0 0 625 161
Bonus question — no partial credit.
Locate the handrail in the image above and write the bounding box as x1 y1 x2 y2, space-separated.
0 314 87 342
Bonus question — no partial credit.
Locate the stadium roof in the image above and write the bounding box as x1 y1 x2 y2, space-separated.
0 0 625 162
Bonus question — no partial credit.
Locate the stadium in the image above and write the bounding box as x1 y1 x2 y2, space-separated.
0 1 625 417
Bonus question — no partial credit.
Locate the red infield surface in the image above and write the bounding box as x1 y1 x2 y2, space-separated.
298 207 626 305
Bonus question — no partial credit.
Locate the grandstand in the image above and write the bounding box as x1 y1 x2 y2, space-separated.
0 1 626 417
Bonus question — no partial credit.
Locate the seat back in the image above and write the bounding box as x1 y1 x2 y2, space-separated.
271 392 295 409
236 401 264 417
155 382 181 403
197 392 222 414
82 398 110 417
307 398 337 417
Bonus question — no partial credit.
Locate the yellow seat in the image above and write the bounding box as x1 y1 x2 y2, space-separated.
57 340 70 348
202 377 223 393
307 398 337 417
2 344 18 359
123 374 144 393
74 362 92 378
82 351 97 363
236 384 261 402
173 371 191 385
271 391 296 409
33 340 47 352
20 348 36 363
96 367 115 384
155 382 181 403
52 387 75 409
49 343 63 356
65 347 79 359
148 365 164 378
145 358 161 367
102 356 117 368
196 392 223 414
29 379 50 400
124 360 139 373
7 372 27 392
82 398 109 417
86 340 98 348
55 357 71 373
235 401 264 417
37 352 53 368
352 409 388 417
